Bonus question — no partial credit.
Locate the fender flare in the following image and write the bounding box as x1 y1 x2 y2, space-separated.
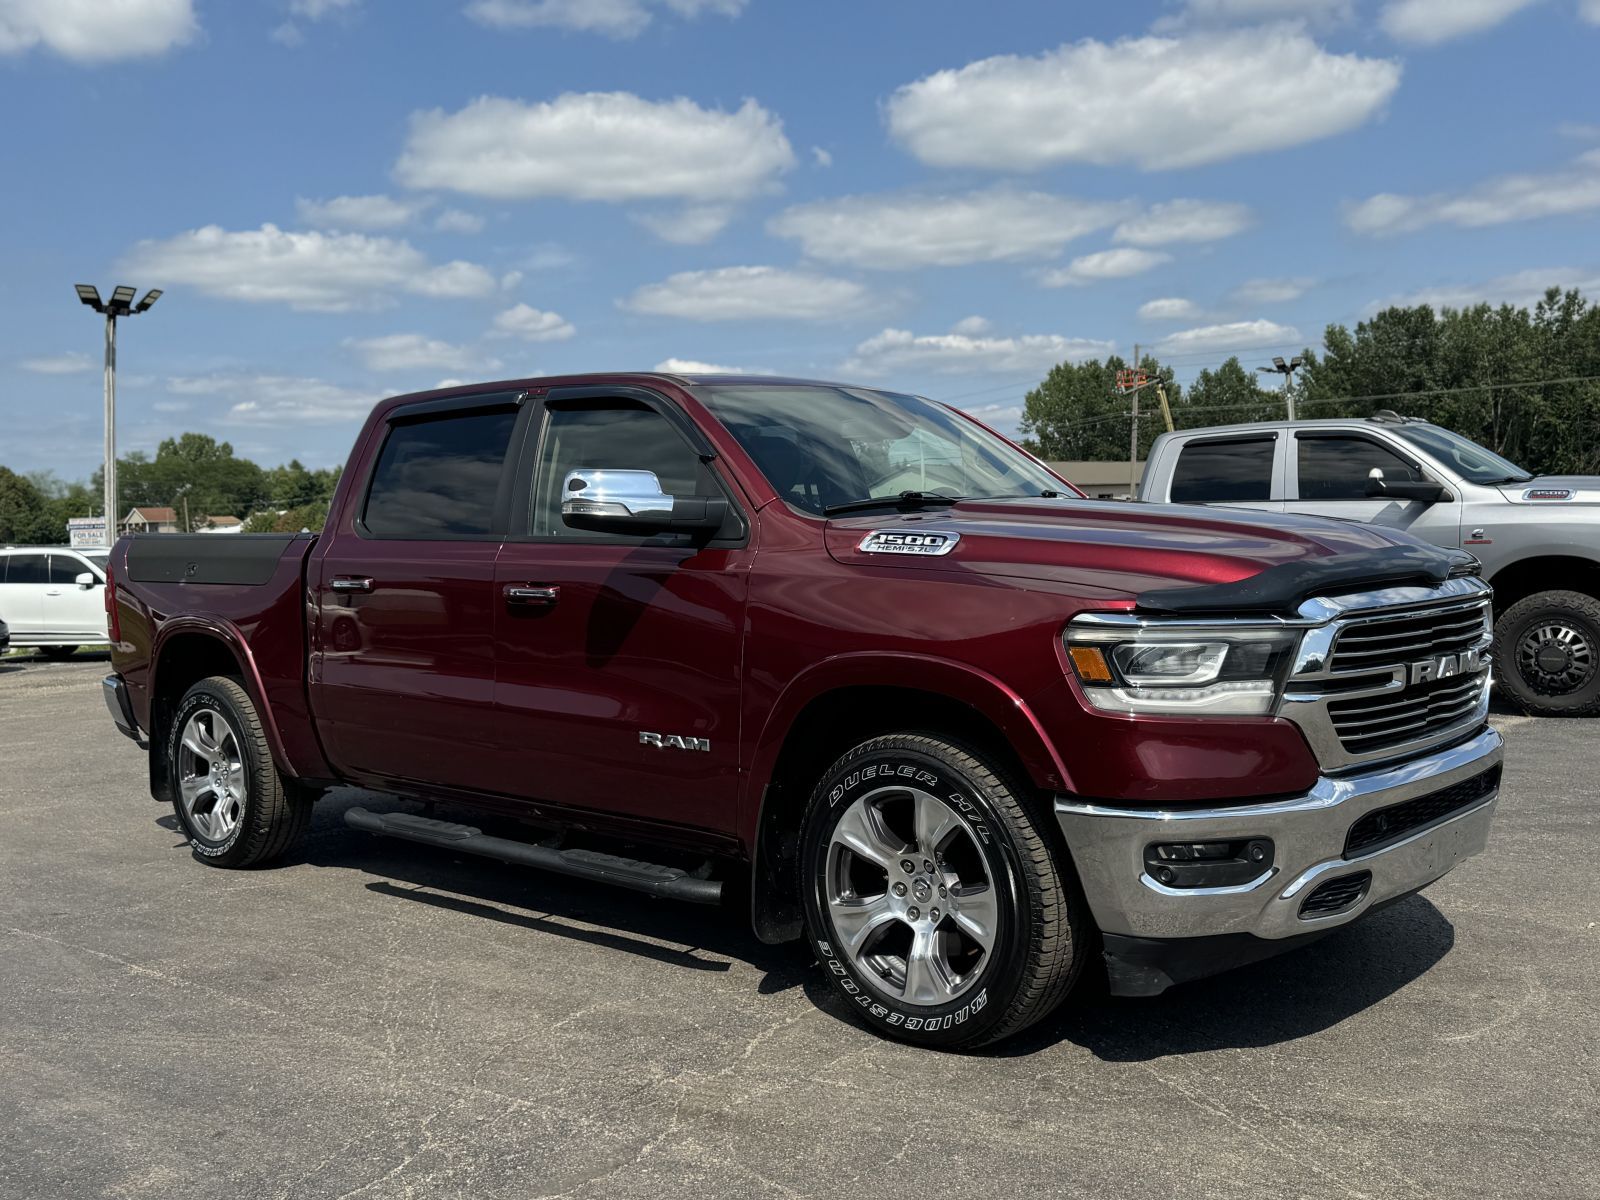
149 616 298 779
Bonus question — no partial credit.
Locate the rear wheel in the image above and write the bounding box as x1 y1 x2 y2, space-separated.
1494 590 1600 717
799 732 1087 1049
38 645 78 660
167 675 313 867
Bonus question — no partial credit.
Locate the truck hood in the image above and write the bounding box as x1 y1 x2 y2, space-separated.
824 497 1428 602
1494 476 1600 505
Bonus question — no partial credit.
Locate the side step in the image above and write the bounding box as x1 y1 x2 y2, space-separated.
343 808 722 905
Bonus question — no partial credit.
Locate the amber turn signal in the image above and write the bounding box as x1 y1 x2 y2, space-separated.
1068 645 1114 683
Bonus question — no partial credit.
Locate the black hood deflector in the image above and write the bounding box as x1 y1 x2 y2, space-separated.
1136 544 1479 617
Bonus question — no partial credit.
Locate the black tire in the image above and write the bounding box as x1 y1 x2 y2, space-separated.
799 732 1087 1050
38 645 79 660
1494 590 1600 717
167 675 313 867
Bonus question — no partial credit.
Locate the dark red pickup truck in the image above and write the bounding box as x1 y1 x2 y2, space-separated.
102 373 1503 1047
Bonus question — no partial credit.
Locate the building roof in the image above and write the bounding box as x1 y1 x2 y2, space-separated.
1046 461 1145 488
124 507 176 522
203 515 242 527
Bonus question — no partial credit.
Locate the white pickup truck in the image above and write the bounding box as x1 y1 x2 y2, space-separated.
1141 412 1600 716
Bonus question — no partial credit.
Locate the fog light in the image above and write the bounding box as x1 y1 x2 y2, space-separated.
1145 839 1274 888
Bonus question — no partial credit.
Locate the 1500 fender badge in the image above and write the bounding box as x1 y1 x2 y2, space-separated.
858 530 961 557
1523 488 1573 501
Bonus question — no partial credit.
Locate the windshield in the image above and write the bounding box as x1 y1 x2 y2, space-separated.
696 384 1066 515
1391 424 1532 485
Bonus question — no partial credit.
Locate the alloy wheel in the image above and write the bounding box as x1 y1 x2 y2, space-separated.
177 708 246 842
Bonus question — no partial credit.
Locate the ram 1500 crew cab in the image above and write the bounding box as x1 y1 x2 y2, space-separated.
101 374 1503 1048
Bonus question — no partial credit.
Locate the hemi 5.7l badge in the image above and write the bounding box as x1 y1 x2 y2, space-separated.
858 530 962 557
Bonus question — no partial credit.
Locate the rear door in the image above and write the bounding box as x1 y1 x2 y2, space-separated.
1163 433 1285 513
0 553 48 635
308 390 529 795
488 388 751 833
1288 430 1460 546
43 553 107 638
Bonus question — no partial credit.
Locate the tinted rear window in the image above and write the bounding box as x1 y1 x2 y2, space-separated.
1170 438 1275 503
363 409 518 538
3 554 49 584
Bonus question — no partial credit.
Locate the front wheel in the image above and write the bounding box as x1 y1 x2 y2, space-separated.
1494 590 1600 717
799 733 1087 1049
167 675 313 867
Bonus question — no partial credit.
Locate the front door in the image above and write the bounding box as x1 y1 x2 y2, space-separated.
44 553 106 638
309 392 526 796
1288 431 1460 547
490 392 750 833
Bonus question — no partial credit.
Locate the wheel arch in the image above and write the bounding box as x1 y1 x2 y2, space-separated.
147 621 293 803
1488 554 1600 613
744 656 1070 944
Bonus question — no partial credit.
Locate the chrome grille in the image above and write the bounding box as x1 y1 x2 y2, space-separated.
1329 607 1490 674
1328 673 1488 755
1280 579 1495 771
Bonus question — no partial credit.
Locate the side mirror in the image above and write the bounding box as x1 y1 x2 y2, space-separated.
1365 467 1445 504
560 468 726 536
74 572 97 589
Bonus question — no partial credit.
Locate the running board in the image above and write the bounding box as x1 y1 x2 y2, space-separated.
343 807 723 905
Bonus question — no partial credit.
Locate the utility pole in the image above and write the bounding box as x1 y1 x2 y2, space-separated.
75 284 163 546
1257 356 1304 421
1128 344 1140 500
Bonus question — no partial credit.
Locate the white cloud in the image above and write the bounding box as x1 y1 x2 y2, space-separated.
167 373 382 425
345 334 499 373
633 205 735 244
653 358 774 375
1583 0 1600 22
951 316 991 335
886 30 1399 171
121 224 498 312
1346 150 1600 235
1379 0 1540 44
811 146 832 167
1231 276 1316 304
296 194 428 230
622 266 876 322
845 325 1113 377
1139 297 1201 320
1040 248 1172 288
768 187 1129 270
1157 319 1302 355
434 208 486 234
464 0 744 39
21 352 94 375
1381 267 1600 311
291 0 359 16
491 303 576 341
395 93 793 209
1114 200 1253 245
0 0 197 62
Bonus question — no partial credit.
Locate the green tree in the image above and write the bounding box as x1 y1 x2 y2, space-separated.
1020 354 1181 460
1179 357 1287 426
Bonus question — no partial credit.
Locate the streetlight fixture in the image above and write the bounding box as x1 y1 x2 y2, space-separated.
1257 355 1304 420
76 283 162 546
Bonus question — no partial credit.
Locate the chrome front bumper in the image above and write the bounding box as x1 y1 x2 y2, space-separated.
1055 726 1502 945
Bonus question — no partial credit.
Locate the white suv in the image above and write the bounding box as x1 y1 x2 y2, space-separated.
0 546 111 657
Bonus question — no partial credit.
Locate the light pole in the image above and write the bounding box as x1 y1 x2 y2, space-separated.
1257 355 1304 421
76 284 162 546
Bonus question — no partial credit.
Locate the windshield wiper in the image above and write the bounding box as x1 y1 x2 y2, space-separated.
1481 474 1535 485
823 491 965 517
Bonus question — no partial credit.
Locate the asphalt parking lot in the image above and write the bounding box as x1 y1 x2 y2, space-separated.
0 655 1595 1200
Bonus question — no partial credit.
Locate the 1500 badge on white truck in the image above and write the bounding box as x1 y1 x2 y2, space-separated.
1142 412 1600 716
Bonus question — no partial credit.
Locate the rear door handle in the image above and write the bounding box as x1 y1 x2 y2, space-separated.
505 585 560 607
330 576 374 593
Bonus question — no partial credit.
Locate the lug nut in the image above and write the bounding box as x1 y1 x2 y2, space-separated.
901 860 915 874
930 907 940 921
892 882 907 897
938 885 947 898
922 860 934 874
907 906 920 921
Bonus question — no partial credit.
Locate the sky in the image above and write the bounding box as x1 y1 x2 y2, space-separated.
1 0 1597 478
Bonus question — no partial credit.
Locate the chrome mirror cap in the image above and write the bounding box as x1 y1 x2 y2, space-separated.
561 468 674 521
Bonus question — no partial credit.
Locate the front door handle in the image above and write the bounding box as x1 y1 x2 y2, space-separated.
505 584 560 607
330 576 374 593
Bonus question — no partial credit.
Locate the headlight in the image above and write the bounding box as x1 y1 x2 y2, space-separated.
1065 620 1299 716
